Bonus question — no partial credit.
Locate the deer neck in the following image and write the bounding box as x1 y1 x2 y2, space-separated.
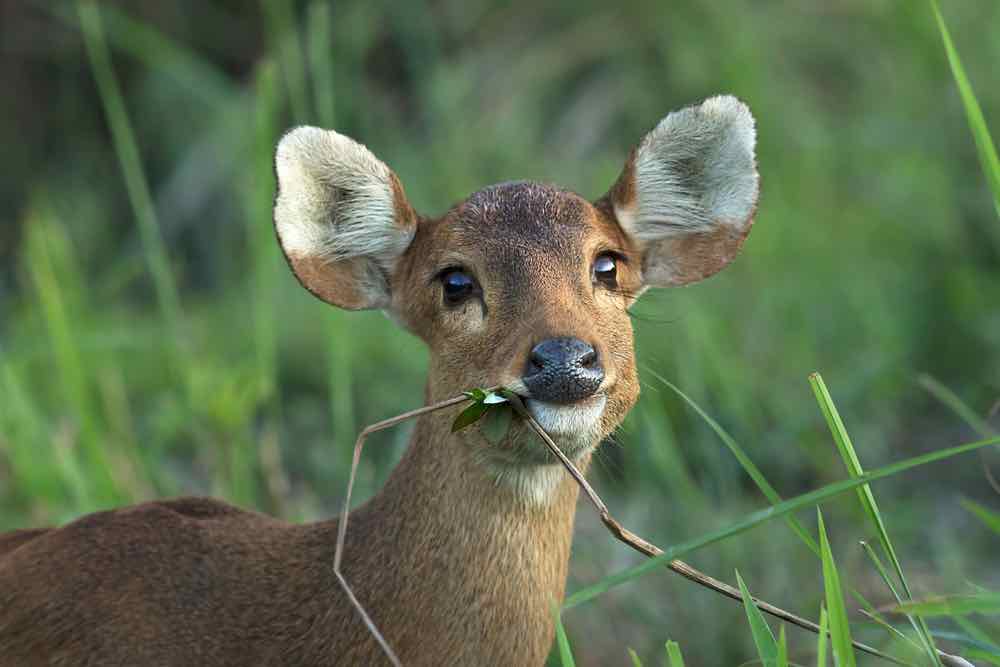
330 403 587 664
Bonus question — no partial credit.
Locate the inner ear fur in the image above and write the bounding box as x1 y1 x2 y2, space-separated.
605 95 759 287
273 126 417 310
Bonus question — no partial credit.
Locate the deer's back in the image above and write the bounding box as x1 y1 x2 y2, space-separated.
0 497 341 667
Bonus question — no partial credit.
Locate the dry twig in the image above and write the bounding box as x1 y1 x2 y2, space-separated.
334 389 906 666
503 393 904 666
332 392 481 667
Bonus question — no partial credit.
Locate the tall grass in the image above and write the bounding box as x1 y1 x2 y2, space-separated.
77 1 185 368
1 1 998 663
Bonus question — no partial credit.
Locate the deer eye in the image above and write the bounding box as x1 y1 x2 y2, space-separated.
592 253 618 288
440 269 479 306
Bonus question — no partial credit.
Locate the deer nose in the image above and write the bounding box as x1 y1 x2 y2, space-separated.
523 337 604 404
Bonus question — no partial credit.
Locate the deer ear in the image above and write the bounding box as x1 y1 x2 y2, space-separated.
606 95 759 287
273 127 417 310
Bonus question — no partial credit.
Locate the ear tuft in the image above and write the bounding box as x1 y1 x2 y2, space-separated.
607 95 759 286
273 127 416 309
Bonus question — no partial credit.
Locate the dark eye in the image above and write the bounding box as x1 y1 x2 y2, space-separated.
593 253 618 288
440 269 479 306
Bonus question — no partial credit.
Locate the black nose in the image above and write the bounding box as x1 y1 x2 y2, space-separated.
523 337 604 404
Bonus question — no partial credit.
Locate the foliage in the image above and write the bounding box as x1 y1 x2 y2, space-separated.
1 1 999 664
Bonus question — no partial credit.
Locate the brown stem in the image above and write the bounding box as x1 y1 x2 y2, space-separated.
506 395 907 666
337 389 908 666
333 389 498 667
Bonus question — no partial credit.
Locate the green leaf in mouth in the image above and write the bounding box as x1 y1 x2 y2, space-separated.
451 400 490 433
480 404 513 444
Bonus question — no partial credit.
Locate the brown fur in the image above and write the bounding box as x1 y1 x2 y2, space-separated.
286 254 379 311
0 417 581 666
0 184 635 667
0 104 757 664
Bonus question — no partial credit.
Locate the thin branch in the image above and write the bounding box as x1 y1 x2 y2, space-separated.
336 389 907 666
503 394 906 666
332 389 497 666
333 569 401 667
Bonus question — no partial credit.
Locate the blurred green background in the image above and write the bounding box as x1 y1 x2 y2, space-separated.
1 1 998 664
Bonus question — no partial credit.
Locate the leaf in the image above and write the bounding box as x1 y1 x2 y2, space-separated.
482 391 509 405
816 606 828 667
463 388 487 401
451 400 488 433
818 509 856 667
930 0 1000 221
954 617 1000 651
628 648 643 667
777 625 788 667
918 375 996 439
966 648 1000 665
480 404 513 444
665 640 686 667
892 593 1000 617
736 569 778 666
653 371 821 557
961 498 1000 535
809 372 941 664
552 603 576 667
965 649 1000 666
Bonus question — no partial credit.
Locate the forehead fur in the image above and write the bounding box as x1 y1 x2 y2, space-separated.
437 181 628 264
460 181 584 239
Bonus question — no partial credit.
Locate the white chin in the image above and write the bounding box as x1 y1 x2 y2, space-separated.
487 394 607 506
525 394 606 449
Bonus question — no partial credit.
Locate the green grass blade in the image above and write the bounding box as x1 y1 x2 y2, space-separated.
562 433 1000 608
954 616 1000 650
861 541 905 604
736 569 779 666
24 211 120 506
818 509 857 667
653 372 820 556
628 648 644 667
655 373 887 620
0 362 65 504
860 609 920 651
918 375 996 438
809 372 941 664
859 541 926 656
261 0 310 123
665 640 686 667
41 1 235 107
553 604 576 667
935 624 1000 666
307 0 336 128
777 625 789 667
250 59 281 403
893 594 1000 617
960 499 1000 535
930 0 1000 221
77 1 185 363
964 649 1000 666
817 606 829 667
809 374 900 582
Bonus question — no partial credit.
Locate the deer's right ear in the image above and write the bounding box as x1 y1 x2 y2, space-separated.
605 96 759 288
273 127 417 310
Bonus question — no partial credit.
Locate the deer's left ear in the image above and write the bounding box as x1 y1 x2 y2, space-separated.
604 95 759 287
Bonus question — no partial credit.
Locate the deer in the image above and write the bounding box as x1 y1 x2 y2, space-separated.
0 95 759 666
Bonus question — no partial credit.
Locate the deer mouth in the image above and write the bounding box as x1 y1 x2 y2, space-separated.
524 393 607 440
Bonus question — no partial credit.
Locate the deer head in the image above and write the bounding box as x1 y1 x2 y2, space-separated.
274 95 758 501
0 96 761 667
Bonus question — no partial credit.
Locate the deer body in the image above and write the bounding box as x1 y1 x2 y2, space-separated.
0 96 759 665
0 416 580 665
